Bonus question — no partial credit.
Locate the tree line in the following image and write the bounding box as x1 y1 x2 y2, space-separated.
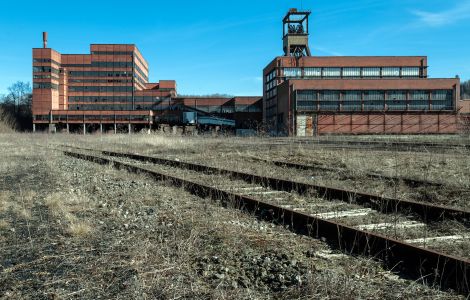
0 81 32 131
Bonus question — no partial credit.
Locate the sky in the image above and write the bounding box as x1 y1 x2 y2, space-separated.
0 0 469 96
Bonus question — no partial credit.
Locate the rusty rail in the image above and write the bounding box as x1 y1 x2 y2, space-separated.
100 150 470 226
246 156 445 188
64 150 470 295
265 138 470 153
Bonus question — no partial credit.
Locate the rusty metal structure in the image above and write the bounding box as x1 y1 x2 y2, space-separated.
264 9 470 136
283 8 311 57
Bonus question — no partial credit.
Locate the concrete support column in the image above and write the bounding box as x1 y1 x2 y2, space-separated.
100 123 103 134
114 123 117 134
66 123 69 134
33 123 36 133
83 124 86 135
128 124 132 134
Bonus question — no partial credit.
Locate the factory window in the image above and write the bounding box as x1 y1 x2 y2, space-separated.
386 100 407 110
319 91 340 110
284 68 302 78
68 86 133 92
319 101 339 111
33 82 58 90
432 90 452 101
362 67 381 77
91 51 133 55
297 101 316 110
33 66 59 74
320 91 340 101
386 91 407 110
388 90 407 100
297 90 317 101
304 68 322 77
363 91 384 110
409 91 429 110
432 100 453 110
342 68 361 78
322 68 341 78
33 74 52 79
343 91 362 111
363 90 384 100
382 67 400 77
410 90 429 101
343 91 361 101
33 58 61 66
402 67 420 77
297 91 317 110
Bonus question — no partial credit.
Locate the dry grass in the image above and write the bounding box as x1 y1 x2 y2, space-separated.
67 221 93 237
0 133 466 299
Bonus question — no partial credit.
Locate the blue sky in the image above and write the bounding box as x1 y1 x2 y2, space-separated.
0 0 469 96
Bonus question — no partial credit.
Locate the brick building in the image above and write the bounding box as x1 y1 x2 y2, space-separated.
263 9 469 136
32 33 261 133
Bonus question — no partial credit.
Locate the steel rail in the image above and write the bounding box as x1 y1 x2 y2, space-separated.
99 150 470 226
63 150 470 295
261 139 470 154
268 138 470 150
245 156 446 188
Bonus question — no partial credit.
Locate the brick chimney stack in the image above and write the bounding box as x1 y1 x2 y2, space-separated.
43 32 48 48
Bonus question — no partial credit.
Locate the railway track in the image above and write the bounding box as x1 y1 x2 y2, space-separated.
245 156 446 189
61 147 470 295
258 138 470 153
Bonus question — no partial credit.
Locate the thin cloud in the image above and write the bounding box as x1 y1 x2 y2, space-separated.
312 46 343 56
411 1 470 27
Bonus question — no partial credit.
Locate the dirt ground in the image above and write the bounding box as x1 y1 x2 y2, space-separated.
0 133 467 299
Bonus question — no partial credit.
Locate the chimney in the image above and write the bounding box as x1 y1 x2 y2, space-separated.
43 32 48 48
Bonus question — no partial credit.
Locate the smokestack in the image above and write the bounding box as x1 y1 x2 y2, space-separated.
43 32 48 48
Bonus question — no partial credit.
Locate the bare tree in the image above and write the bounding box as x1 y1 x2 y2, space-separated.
461 80 470 100
7 81 32 113
0 81 32 131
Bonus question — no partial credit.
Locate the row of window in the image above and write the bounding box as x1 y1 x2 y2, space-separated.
33 66 60 75
90 52 148 71
66 104 262 113
33 82 59 90
69 79 132 83
68 96 167 102
266 70 276 82
69 104 143 111
68 86 134 92
296 90 453 101
283 67 422 78
68 71 132 77
33 58 61 66
62 61 133 68
36 114 150 121
134 64 149 82
296 90 453 111
266 88 277 99
91 51 133 55
33 74 59 80
296 100 453 111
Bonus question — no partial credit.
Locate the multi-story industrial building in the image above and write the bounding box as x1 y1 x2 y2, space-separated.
263 9 469 136
33 8 469 135
32 33 261 133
